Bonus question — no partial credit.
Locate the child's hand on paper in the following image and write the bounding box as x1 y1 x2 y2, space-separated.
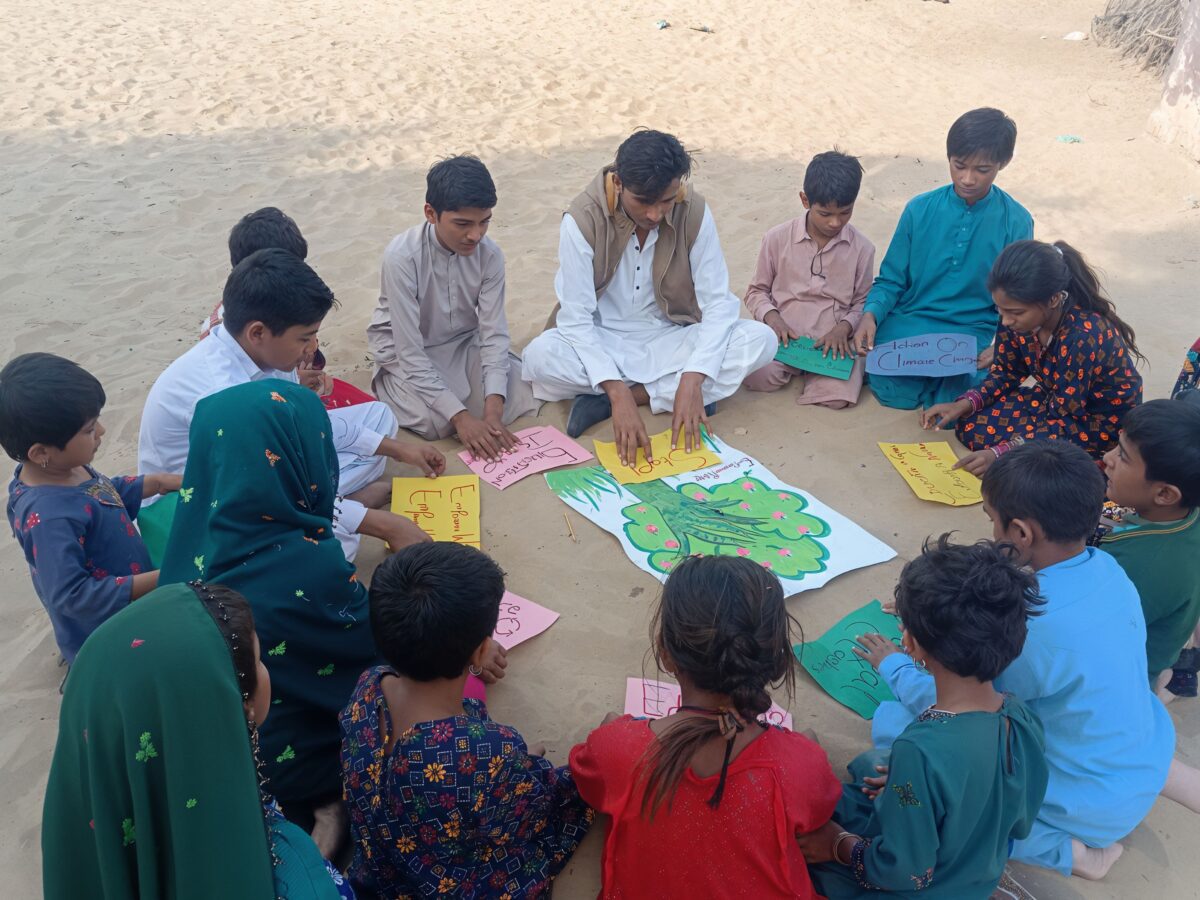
482 395 519 455
395 442 446 477
861 764 889 799
764 310 799 348
453 411 507 464
953 448 995 478
853 633 901 669
852 313 877 356
607 384 653 468
920 399 972 430
671 372 710 454
477 638 508 684
815 321 853 360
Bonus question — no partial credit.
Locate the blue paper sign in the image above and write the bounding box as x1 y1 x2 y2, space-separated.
866 333 978 378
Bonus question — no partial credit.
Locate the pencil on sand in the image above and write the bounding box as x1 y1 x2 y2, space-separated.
563 513 577 543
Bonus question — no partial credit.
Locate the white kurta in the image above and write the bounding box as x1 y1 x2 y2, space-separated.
137 325 397 560
522 207 775 414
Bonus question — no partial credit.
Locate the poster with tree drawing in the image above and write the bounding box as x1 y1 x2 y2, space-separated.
545 435 895 597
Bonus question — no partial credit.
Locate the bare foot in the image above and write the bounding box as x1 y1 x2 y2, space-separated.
310 798 348 860
1071 839 1123 880
346 480 392 510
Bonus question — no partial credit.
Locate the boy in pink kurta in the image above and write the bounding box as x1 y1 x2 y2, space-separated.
743 151 875 408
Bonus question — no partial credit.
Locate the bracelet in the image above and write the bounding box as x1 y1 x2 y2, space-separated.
959 389 984 414
832 831 858 865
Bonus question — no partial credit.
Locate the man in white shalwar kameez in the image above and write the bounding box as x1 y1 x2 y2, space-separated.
522 130 775 465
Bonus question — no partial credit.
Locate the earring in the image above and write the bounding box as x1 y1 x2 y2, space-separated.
915 657 928 671
468 664 483 677
39 459 48 469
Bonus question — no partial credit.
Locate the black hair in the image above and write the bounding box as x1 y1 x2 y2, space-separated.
369 543 504 681
425 155 497 215
946 108 1018 165
640 555 797 815
1121 398 1200 508
988 239 1143 362
803 149 864 207
895 534 1042 682
0 353 106 461
228 207 308 267
192 581 259 702
982 440 1106 543
614 130 693 200
222 248 337 336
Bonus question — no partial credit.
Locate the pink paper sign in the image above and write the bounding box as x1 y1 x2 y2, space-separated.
492 591 560 650
458 426 593 490
623 677 794 730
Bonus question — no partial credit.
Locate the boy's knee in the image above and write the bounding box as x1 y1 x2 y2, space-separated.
744 362 791 393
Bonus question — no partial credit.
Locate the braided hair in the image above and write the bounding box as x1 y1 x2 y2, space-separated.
639 555 798 816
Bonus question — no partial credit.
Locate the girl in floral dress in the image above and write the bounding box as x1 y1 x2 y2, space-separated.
921 239 1142 476
340 543 591 899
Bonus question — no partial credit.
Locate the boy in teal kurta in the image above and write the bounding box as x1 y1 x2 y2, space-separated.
853 108 1033 409
1099 396 1200 692
800 536 1048 899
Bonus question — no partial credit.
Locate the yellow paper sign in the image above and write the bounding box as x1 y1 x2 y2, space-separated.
594 429 721 484
391 475 481 546
877 441 982 507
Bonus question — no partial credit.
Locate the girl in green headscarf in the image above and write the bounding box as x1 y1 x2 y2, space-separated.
42 581 350 899
159 380 377 822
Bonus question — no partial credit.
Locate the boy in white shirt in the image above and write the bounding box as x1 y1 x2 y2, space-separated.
139 248 441 560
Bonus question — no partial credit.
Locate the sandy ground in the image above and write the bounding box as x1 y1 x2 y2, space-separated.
2 0 1199 896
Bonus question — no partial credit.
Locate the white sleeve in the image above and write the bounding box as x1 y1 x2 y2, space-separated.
682 206 740 380
553 216 624 390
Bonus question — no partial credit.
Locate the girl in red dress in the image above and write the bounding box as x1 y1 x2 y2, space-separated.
570 555 841 899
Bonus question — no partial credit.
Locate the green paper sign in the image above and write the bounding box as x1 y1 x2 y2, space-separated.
774 336 854 380
795 599 903 719
136 492 178 569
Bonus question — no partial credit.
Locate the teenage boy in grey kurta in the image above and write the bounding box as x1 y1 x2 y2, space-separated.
368 156 538 462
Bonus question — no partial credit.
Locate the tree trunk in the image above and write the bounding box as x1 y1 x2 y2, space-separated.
1150 0 1200 160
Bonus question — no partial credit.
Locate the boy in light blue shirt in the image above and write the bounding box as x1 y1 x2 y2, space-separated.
859 442 1175 881
853 108 1033 409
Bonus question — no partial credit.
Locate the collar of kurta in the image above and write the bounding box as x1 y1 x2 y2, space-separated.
792 213 852 250
210 324 278 381
424 220 458 258
948 184 995 211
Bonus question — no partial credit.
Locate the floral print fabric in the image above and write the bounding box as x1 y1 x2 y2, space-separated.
340 666 592 899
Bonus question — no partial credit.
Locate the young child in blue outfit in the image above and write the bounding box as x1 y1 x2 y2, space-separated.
865 442 1175 881
853 108 1033 409
1 353 180 663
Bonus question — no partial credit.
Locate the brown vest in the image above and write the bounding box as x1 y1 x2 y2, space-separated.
546 167 706 328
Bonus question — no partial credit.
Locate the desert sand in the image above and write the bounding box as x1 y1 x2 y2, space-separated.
2 0 1199 896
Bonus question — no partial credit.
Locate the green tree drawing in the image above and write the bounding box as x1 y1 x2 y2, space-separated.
547 466 830 578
